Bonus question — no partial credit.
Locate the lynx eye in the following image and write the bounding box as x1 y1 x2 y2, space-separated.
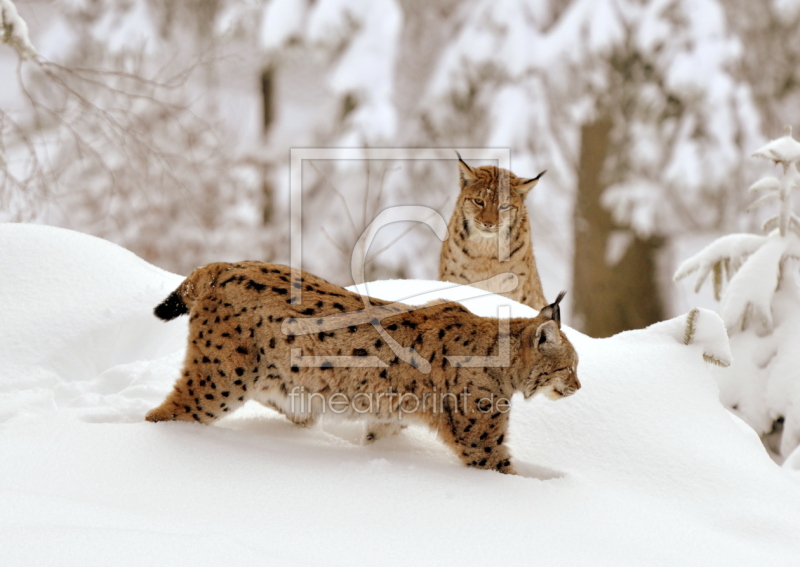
471 198 485 207
498 203 511 211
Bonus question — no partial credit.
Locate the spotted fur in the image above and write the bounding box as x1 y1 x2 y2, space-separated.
146 262 580 474
439 154 547 309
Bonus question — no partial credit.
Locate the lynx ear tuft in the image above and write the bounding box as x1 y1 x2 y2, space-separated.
539 290 566 328
515 169 546 198
456 151 477 188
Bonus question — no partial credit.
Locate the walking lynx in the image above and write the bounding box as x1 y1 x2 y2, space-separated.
146 262 580 474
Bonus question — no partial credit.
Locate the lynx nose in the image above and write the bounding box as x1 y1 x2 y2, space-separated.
571 370 581 392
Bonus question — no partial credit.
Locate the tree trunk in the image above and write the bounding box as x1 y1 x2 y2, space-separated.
572 119 665 338
260 64 276 224
260 64 275 133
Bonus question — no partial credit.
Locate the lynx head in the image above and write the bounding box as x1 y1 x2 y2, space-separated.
456 152 545 238
518 291 580 401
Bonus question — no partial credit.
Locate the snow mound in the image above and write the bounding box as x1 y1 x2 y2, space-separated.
786 443 800 472
0 224 185 423
644 307 731 367
1 224 800 566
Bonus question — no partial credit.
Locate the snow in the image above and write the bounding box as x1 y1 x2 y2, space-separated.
2 223 800 565
604 229 634 267
0 224 186 422
254 0 403 142
750 176 783 193
1 0 36 59
747 136 800 237
321 0 402 141
773 0 800 19
674 232 768 293
717 277 800 456
259 0 307 50
719 236 789 332
602 177 665 237
33 15 78 62
764 279 800 454
91 0 159 54
656 306 732 367
752 128 800 165
787 441 800 470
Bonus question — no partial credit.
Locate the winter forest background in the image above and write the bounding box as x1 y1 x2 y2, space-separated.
3 0 800 460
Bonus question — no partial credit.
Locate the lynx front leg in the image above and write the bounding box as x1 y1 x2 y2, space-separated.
438 411 516 474
364 421 405 444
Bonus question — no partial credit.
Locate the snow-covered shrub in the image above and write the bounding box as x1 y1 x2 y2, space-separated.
675 126 800 458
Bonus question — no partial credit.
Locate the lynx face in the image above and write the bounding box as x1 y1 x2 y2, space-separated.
514 320 581 400
439 153 549 310
457 157 544 239
519 295 580 400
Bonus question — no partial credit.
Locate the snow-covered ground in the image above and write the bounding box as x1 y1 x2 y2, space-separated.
2 223 800 566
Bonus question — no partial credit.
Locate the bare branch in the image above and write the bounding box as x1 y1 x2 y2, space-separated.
321 225 349 258
309 159 359 240
365 195 450 265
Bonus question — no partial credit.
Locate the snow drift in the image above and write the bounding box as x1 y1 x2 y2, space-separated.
1 223 800 566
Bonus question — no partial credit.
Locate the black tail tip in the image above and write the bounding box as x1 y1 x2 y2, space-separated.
154 290 188 321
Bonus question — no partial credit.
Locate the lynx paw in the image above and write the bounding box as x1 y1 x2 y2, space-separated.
364 422 405 444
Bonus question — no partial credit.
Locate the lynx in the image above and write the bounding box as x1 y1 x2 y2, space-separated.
146 262 580 474
440 153 547 310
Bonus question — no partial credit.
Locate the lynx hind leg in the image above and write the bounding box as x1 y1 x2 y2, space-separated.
364 421 405 444
146 360 249 425
440 412 516 474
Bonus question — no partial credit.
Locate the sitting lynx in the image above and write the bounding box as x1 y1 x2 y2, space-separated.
440 153 547 310
146 262 580 474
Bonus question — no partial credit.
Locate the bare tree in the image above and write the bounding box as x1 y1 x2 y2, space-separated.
1 1 271 273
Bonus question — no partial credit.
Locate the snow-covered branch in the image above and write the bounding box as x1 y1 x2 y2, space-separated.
750 127 800 236
752 126 800 167
673 233 767 297
0 0 36 60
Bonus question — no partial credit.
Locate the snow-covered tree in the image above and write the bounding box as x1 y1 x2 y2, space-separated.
2 0 270 273
423 0 763 336
217 0 455 286
4 0 796 318
1 0 36 212
724 0 800 138
675 126 800 459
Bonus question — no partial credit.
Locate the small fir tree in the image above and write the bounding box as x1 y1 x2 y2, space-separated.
675 126 800 459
